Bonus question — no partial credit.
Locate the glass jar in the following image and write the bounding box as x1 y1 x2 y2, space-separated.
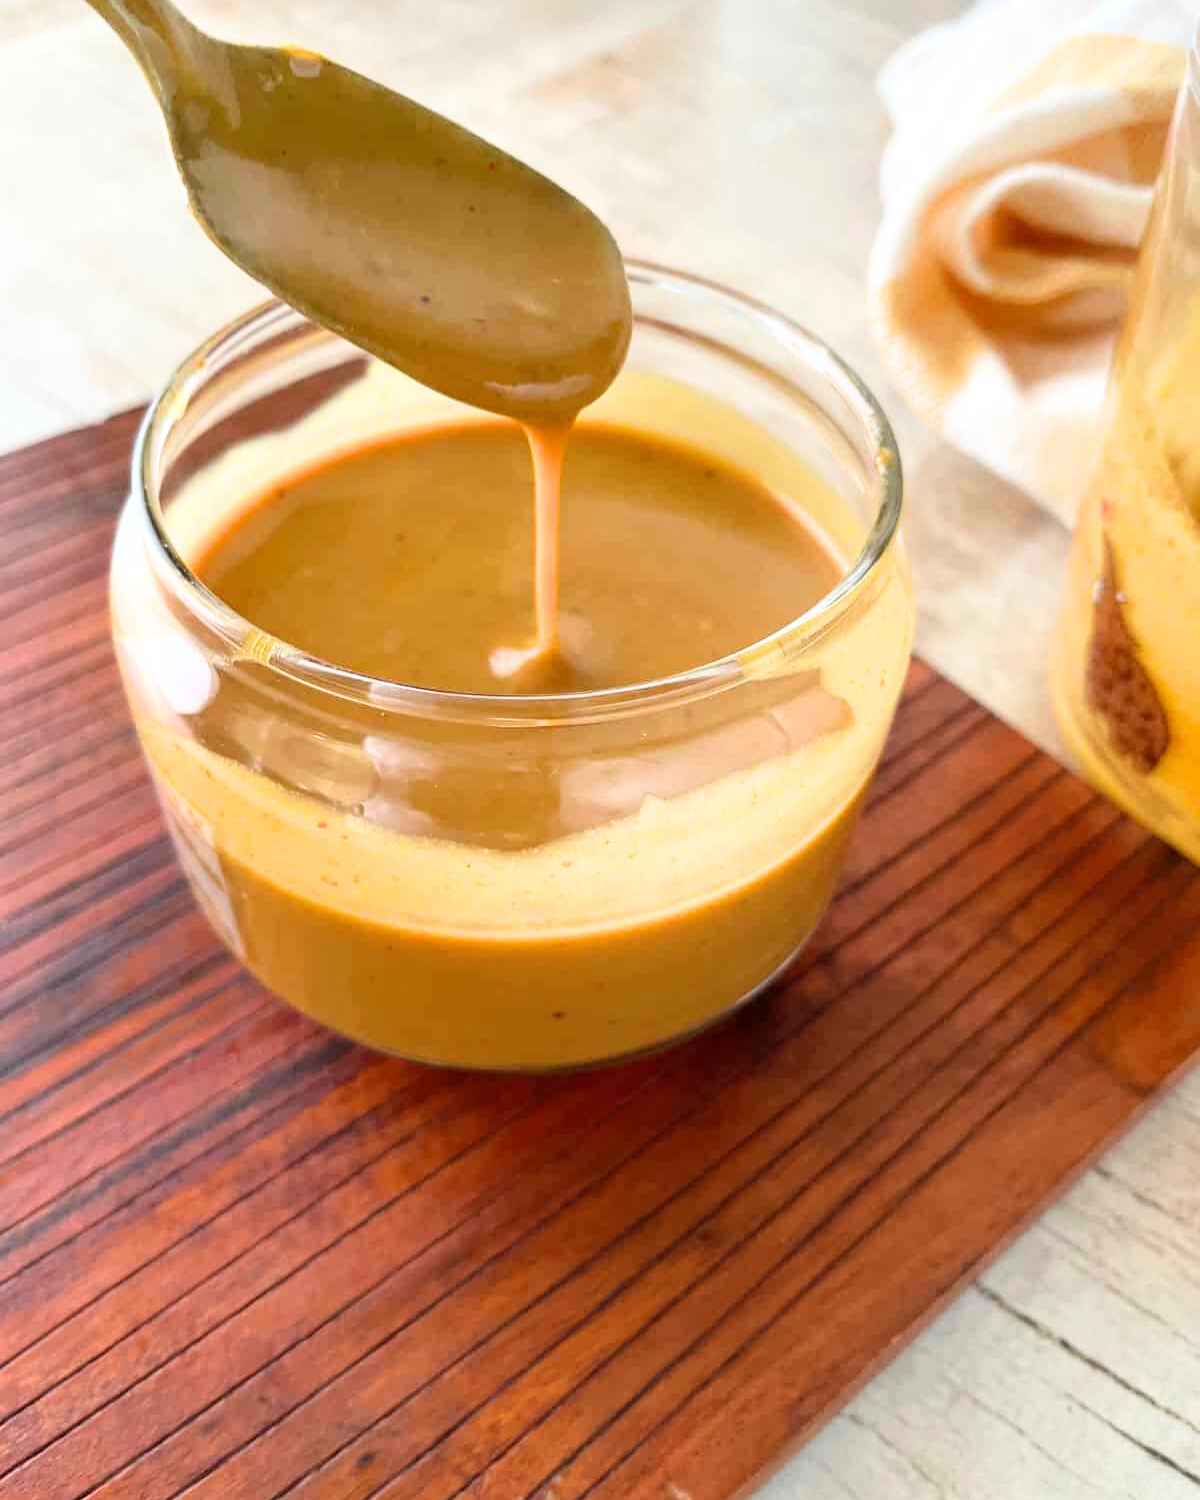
1053 47 1200 862
110 262 913 1071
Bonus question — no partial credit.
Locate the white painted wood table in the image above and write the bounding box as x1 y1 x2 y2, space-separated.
3 1 1198 1495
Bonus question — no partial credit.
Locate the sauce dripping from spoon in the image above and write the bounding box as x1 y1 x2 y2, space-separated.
87 0 632 681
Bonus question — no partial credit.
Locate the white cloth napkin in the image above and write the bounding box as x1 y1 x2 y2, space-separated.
869 0 1193 525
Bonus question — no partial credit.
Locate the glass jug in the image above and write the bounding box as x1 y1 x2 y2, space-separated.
1053 45 1200 863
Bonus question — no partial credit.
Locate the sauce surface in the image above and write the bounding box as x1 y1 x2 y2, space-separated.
198 423 841 694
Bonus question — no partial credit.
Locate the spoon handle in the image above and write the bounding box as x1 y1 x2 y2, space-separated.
83 0 196 94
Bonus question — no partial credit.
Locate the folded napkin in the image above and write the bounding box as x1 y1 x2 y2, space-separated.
869 0 1193 525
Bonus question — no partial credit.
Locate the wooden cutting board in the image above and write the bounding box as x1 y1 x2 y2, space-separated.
3 408 1200 1500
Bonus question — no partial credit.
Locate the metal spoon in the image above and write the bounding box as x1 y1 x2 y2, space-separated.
84 0 631 423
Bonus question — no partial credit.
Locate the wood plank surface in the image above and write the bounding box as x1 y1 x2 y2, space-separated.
2 412 1199 1500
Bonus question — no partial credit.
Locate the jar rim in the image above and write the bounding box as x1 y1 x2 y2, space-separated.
132 259 904 724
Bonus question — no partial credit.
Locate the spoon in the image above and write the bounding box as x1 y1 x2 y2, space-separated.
83 0 631 424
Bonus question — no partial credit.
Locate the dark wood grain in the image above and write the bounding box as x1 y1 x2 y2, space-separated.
1 409 1197 1500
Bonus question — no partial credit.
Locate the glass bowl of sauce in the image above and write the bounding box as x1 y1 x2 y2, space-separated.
109 262 913 1070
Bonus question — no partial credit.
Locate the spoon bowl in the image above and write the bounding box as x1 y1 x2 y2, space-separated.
85 0 631 423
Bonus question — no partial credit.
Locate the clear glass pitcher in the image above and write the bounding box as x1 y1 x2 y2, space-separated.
1053 45 1200 863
